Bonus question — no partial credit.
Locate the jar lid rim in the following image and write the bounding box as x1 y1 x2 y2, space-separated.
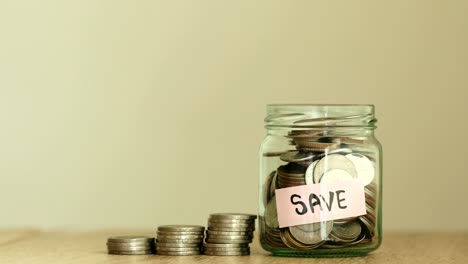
267 104 374 107
265 104 376 128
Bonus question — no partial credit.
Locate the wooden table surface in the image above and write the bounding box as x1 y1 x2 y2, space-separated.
0 230 466 264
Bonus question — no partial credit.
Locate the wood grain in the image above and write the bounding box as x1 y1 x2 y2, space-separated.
0 230 466 264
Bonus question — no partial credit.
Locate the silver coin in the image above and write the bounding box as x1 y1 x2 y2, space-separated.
365 189 377 200
263 151 287 157
203 246 249 252
333 216 358 224
320 169 354 183
157 251 201 256
203 248 250 253
158 225 205 232
280 151 315 162
366 182 378 192
208 218 254 224
320 233 368 249
203 251 249 256
276 179 306 186
156 247 201 252
312 154 358 183
156 242 200 247
206 230 253 236
264 198 279 229
108 250 153 255
205 238 252 244
206 234 252 239
107 245 152 251
321 148 353 155
208 223 252 228
106 241 153 247
305 160 319 184
293 222 322 232
203 242 249 248
279 228 325 249
277 175 306 183
264 171 277 204
206 236 252 242
263 235 285 247
107 236 154 243
157 234 204 239
203 249 250 254
297 148 351 166
365 186 377 196
207 226 254 232
330 221 362 242
289 221 333 245
359 216 375 236
157 238 203 244
209 213 257 220
277 165 305 178
157 230 203 236
292 139 340 148
346 153 375 186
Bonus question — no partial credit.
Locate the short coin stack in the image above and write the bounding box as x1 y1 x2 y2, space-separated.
156 225 205 256
204 213 257 256
107 236 155 255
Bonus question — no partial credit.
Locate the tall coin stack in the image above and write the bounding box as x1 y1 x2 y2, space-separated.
203 213 257 256
156 225 205 256
107 236 155 255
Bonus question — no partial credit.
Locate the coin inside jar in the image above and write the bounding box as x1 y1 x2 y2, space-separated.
311 154 358 183
268 172 277 197
329 220 362 243
280 151 316 163
264 198 279 229
289 221 333 245
346 153 375 186
304 160 319 184
319 169 354 182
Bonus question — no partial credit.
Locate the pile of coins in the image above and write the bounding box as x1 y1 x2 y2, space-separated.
106 236 155 255
262 131 378 250
155 225 205 256
203 213 257 256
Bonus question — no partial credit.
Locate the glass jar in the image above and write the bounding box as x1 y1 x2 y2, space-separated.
259 104 382 257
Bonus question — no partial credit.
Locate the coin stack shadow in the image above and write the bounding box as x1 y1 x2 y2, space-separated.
262 131 378 250
156 225 205 256
107 236 155 255
203 213 257 256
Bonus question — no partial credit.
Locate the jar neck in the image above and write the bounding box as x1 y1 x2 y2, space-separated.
265 104 377 137
266 128 375 137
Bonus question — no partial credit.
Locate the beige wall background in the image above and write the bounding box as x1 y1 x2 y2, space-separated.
1 0 467 231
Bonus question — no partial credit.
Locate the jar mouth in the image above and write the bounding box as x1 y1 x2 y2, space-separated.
265 104 377 129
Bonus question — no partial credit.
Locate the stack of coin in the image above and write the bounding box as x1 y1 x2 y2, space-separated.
156 225 205 256
360 183 377 239
261 132 379 250
106 236 155 255
203 213 257 256
276 163 306 188
260 216 286 248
